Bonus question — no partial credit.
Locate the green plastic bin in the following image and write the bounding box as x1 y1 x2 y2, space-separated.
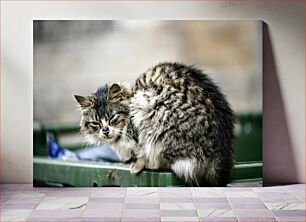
33 113 262 187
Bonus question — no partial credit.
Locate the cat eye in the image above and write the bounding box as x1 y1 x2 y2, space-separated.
109 115 120 124
109 111 128 125
86 121 101 131
90 121 100 126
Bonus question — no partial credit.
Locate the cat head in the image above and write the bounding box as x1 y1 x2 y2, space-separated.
74 83 132 145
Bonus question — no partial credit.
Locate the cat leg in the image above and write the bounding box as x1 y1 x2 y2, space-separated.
130 155 146 174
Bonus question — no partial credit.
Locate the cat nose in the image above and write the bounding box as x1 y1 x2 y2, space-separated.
102 125 109 134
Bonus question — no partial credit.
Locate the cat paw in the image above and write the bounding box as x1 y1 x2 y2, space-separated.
129 162 144 174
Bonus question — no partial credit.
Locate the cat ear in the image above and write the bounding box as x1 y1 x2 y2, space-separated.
74 95 93 108
108 84 122 100
107 83 131 102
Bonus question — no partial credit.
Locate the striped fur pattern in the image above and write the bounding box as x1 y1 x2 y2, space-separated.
75 62 234 186
130 62 234 186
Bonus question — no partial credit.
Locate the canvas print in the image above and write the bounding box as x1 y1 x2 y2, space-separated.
33 20 262 187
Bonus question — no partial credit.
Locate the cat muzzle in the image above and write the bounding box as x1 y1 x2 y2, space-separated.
102 126 110 136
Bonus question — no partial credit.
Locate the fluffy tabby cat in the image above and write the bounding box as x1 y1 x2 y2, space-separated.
75 62 234 186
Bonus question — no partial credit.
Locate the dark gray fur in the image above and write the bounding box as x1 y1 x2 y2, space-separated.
130 62 234 186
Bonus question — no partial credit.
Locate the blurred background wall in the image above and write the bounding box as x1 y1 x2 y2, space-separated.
1 1 304 184
33 20 262 124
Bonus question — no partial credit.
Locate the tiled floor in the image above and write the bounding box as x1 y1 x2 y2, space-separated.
0 184 304 222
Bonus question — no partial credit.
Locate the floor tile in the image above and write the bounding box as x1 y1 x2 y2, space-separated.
89 197 124 203
225 191 258 198
196 202 231 209
7 197 45 204
1 191 16 198
225 187 253 191
272 209 305 217
194 197 228 203
282 184 305 191
92 187 125 192
261 197 302 204
257 190 292 197
253 186 289 193
160 197 194 203
236 218 277 222
122 217 161 221
0 184 24 191
122 209 160 217
36 196 88 210
234 209 274 218
191 188 225 197
162 216 199 222
1 183 305 222
200 217 238 221
230 202 266 209
256 191 290 197
86 202 123 209
125 197 159 203
125 203 160 209
227 197 262 204
0 209 32 221
257 192 301 203
276 217 306 222
159 189 192 198
91 189 125 198
198 209 235 217
160 203 196 210
0 196 10 205
26 217 83 221
83 209 123 217
2 203 38 209
265 202 305 210
10 191 46 199
126 188 158 198
45 191 91 197
158 188 191 192
161 210 198 217
83 217 121 222
291 191 305 201
29 209 84 217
